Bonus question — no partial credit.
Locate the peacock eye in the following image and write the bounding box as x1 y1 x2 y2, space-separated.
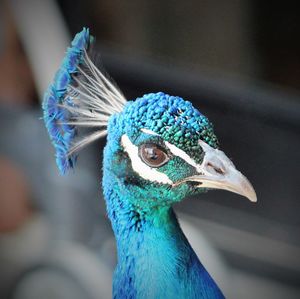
139 143 169 168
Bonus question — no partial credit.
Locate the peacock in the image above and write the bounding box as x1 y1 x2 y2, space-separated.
43 28 256 299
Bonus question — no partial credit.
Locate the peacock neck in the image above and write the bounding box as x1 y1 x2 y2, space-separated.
110 200 188 260
102 158 225 298
103 169 191 259
103 168 202 299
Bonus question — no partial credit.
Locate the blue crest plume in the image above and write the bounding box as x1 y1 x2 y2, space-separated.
43 28 127 174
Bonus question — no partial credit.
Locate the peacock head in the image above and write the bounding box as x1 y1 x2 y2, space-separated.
103 92 256 210
43 28 256 213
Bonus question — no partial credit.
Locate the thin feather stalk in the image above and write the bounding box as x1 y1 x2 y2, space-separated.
42 27 126 174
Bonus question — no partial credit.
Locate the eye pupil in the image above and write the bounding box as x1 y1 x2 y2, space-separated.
145 148 158 160
139 144 169 167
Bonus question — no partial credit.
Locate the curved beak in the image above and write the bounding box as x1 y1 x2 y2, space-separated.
174 140 257 202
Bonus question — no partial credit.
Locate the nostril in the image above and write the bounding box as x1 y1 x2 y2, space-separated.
207 162 225 175
214 167 225 175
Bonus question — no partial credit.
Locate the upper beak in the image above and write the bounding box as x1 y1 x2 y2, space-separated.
174 140 257 202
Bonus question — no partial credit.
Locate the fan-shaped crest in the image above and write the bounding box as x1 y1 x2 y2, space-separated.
43 28 127 174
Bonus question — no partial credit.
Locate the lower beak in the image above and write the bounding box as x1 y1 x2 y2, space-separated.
174 141 257 203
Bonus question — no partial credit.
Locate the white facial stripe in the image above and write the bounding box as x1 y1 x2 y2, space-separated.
164 141 199 170
121 134 173 185
165 140 226 176
139 128 223 176
140 128 207 173
140 128 159 136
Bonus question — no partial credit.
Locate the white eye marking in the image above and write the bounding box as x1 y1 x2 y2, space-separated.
140 128 205 173
165 141 204 173
139 129 222 176
140 128 159 136
121 134 173 184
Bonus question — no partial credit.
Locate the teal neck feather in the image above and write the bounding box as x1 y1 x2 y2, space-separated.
103 157 225 299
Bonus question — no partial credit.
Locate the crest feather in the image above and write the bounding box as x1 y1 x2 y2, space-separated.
43 28 126 174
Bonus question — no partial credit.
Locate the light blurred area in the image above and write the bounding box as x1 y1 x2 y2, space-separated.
0 0 299 298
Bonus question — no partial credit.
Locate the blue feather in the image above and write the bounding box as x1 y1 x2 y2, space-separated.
42 28 93 174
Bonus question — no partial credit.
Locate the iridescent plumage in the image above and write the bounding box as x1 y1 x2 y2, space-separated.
43 28 256 299
43 28 125 173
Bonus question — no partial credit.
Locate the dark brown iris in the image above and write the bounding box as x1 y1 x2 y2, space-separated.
139 143 169 167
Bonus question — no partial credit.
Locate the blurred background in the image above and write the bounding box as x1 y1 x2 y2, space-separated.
0 0 299 298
